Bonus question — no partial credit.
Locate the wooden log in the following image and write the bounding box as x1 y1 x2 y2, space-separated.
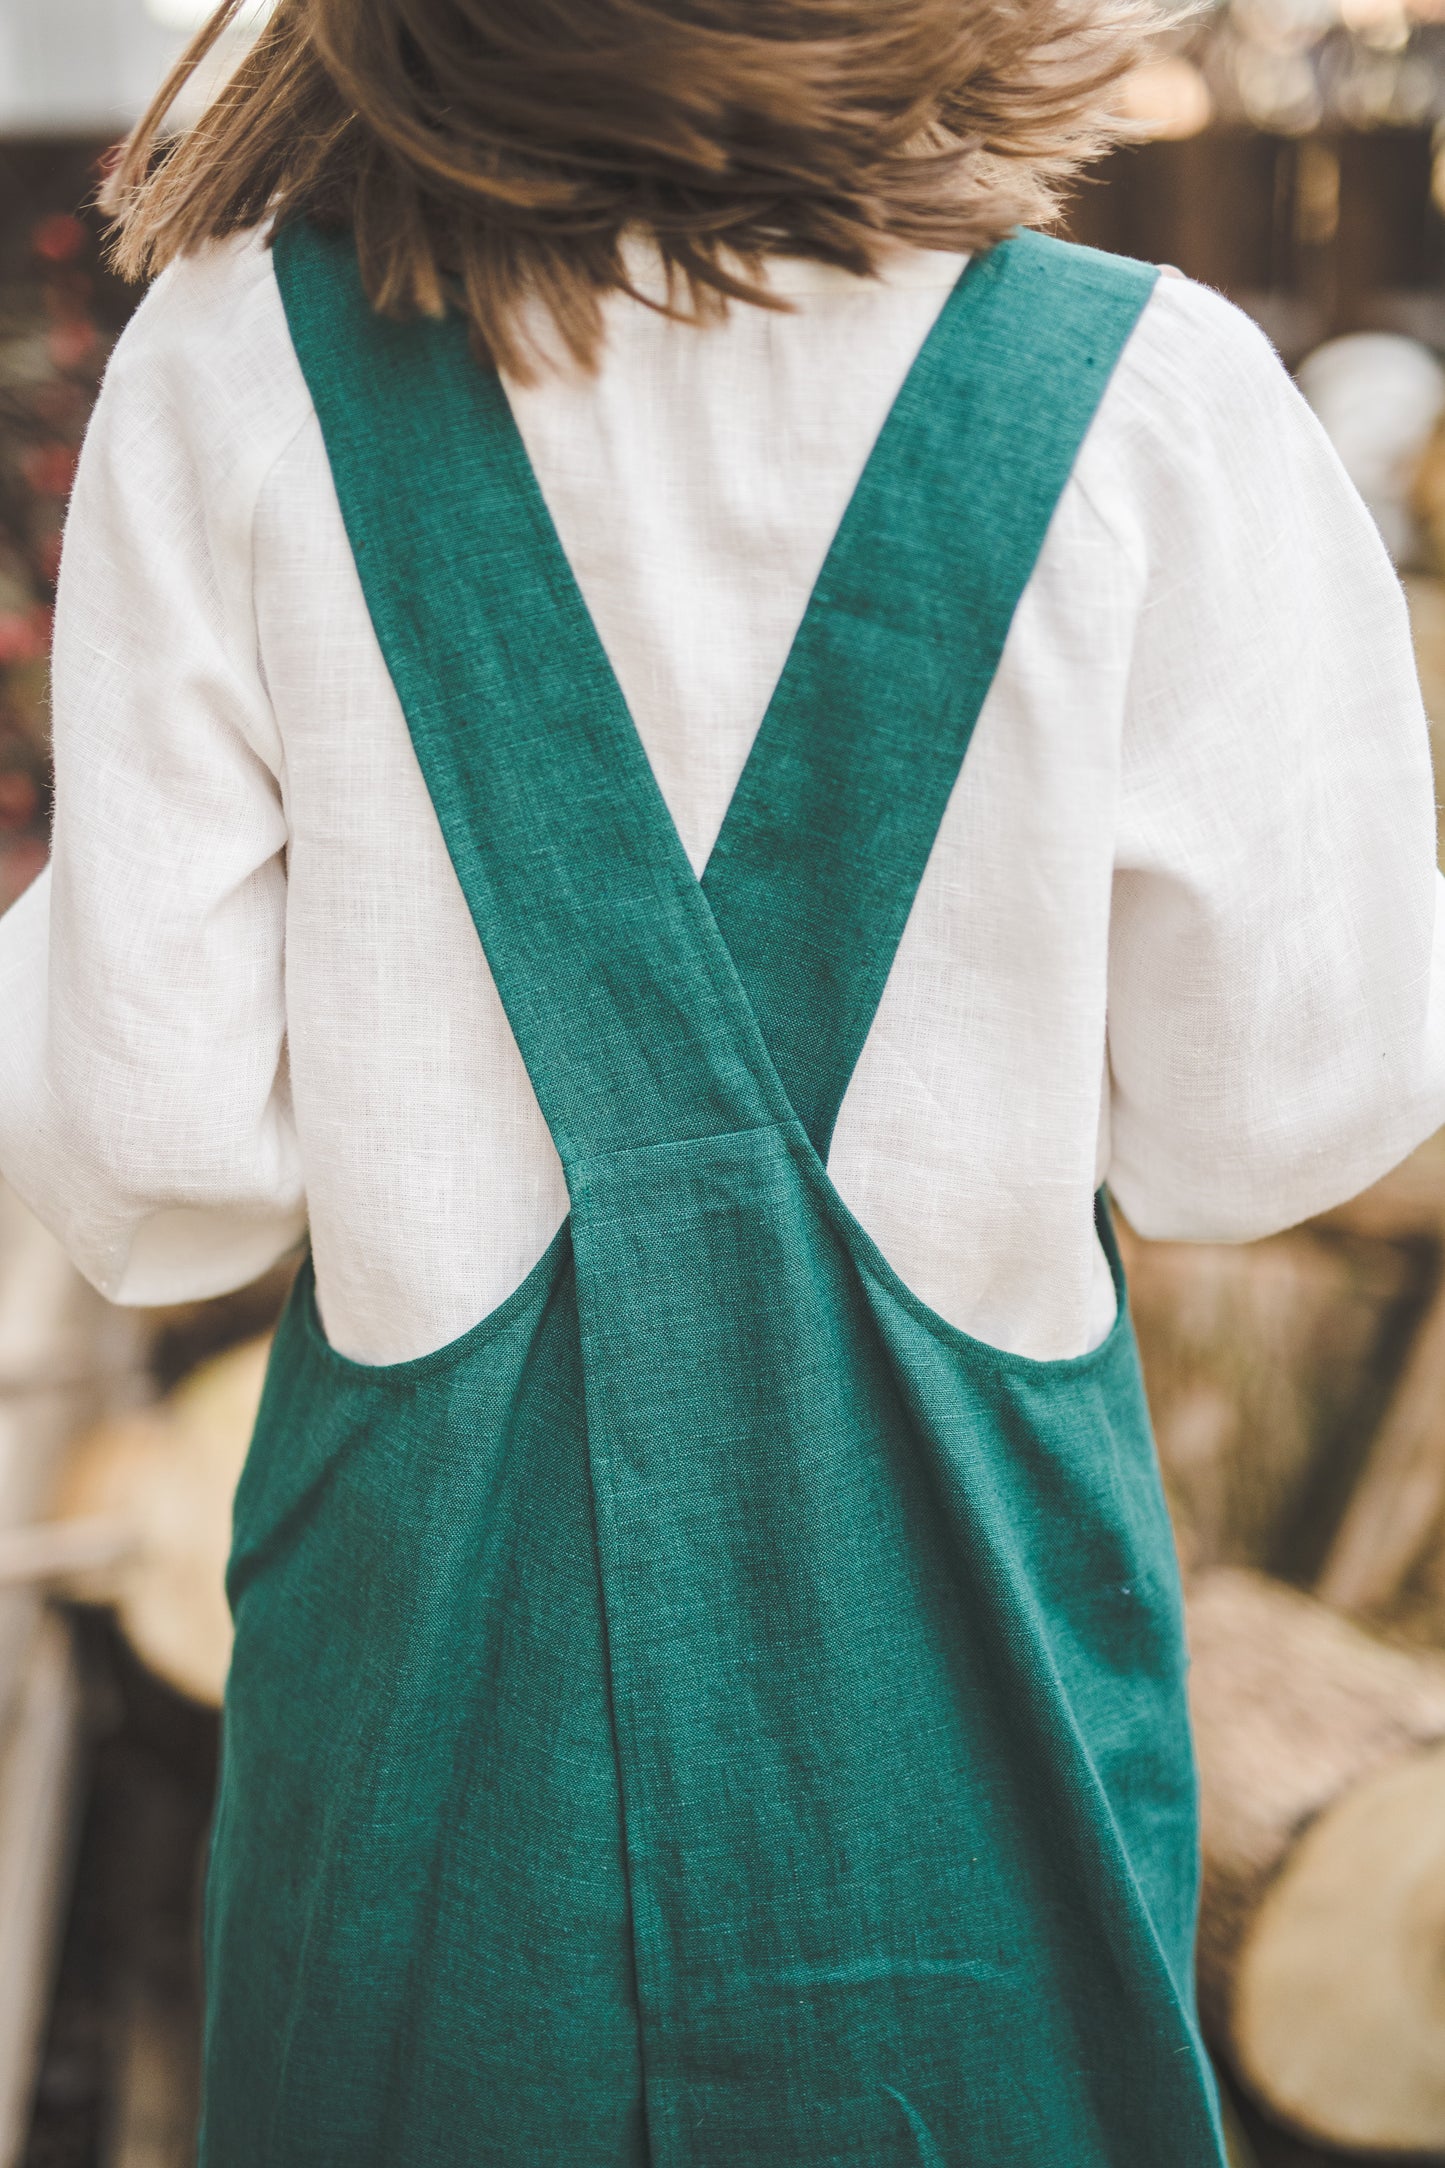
0 1184 147 2166
105 1975 201 2168
0 1608 84 2168
54 1336 271 1708
1313 1124 1445 1246
0 1515 132 1587
1315 1260 1445 1614
1116 1218 1418 1577
1218 2095 1260 2168
1315 1128 1445 1617
1189 1567 1445 2151
1119 1124 1445 1615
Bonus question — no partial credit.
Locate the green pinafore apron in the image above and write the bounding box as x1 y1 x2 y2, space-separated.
201 221 1228 2168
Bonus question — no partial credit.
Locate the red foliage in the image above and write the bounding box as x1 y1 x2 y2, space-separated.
0 609 53 666
0 768 40 831
46 320 97 371
32 213 88 266
20 444 79 499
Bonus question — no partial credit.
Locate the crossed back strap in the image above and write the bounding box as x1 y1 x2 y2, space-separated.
273 222 1155 1171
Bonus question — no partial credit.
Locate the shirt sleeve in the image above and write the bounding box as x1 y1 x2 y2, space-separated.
1104 280 1445 1242
0 277 307 1303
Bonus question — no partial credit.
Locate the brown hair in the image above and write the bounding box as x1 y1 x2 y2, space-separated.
103 0 1160 379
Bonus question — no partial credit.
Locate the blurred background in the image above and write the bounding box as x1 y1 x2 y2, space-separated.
7 1 1445 2163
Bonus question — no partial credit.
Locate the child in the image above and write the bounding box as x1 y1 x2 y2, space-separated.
3 0 1442 2160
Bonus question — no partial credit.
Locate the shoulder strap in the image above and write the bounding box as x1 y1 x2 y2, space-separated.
704 231 1156 1155
272 223 1154 1172
277 220 791 1169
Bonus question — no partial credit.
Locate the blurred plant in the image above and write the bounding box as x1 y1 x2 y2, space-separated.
0 181 126 911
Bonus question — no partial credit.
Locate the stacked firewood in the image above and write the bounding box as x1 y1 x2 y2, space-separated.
1121 1130 1445 2156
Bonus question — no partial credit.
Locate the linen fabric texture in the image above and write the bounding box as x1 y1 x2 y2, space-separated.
1 224 1444 1367
199 223 1226 2167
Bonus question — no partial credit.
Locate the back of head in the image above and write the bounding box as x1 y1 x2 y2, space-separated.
104 0 1160 378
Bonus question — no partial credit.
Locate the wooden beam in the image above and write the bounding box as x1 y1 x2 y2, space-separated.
0 1608 83 2168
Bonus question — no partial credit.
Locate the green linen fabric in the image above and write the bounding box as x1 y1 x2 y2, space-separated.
200 222 1227 2167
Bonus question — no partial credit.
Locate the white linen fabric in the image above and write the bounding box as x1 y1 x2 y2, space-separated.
1 231 1443 1364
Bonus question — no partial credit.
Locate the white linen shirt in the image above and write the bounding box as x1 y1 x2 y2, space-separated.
1 230 1443 1365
